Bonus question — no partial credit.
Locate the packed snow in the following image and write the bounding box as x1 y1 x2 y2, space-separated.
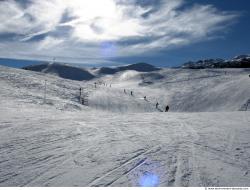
0 65 250 187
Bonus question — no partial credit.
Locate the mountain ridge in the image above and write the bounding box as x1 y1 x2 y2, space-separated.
21 53 250 82
23 62 160 81
23 63 95 81
182 54 250 69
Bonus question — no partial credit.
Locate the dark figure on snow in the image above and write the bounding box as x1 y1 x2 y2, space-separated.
144 96 147 100
79 88 82 96
165 105 169 112
156 102 159 109
94 82 97 88
131 91 133 96
124 89 126 94
79 88 82 103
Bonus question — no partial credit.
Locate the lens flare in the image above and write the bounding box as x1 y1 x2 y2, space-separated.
100 41 117 57
139 172 159 187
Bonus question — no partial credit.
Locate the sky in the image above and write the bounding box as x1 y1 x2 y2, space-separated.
0 0 249 68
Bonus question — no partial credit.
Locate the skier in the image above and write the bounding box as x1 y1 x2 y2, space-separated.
131 91 133 96
165 105 169 112
144 96 147 100
124 89 126 94
94 82 97 88
156 102 159 109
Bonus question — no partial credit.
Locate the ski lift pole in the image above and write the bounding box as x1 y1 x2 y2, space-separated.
79 87 82 104
44 80 47 104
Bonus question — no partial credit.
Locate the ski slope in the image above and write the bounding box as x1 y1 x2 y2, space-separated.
102 68 250 112
0 65 250 187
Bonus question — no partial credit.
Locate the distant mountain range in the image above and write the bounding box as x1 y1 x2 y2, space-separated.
23 62 160 81
182 54 250 69
21 54 250 81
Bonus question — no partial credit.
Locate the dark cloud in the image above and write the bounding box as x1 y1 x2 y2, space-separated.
60 10 78 24
134 0 162 7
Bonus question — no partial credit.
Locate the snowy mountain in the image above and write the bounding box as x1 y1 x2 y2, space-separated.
23 63 95 81
95 62 160 75
23 62 160 81
182 54 250 69
1 64 250 187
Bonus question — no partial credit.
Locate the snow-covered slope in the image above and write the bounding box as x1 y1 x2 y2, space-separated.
23 63 95 81
2 65 250 113
94 68 250 112
1 100 250 187
0 65 250 187
0 65 94 111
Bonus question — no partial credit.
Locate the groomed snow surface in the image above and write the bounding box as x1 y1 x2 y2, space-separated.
0 65 250 187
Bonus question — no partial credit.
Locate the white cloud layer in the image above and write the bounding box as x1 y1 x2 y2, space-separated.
0 0 239 64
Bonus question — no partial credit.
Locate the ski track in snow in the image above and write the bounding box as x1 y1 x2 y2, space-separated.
0 65 250 186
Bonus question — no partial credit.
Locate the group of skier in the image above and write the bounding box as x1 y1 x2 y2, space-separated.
124 88 170 112
92 82 170 112
123 89 134 96
155 102 169 112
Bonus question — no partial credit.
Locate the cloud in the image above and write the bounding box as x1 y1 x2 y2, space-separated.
0 0 65 38
0 0 240 64
38 36 64 50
